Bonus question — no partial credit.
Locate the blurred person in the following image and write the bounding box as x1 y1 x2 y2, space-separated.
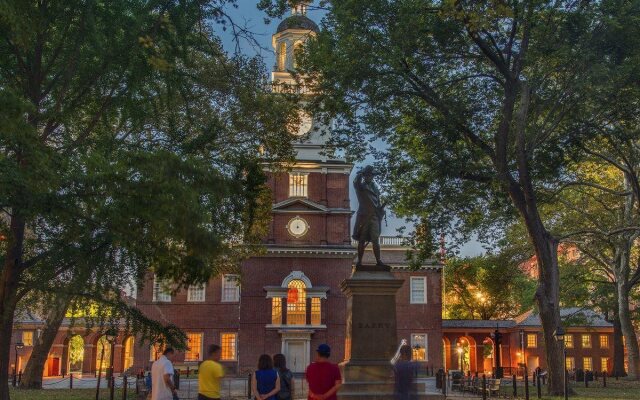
252 354 280 400
306 344 341 400
274 353 294 400
394 344 417 400
151 348 178 400
198 344 225 400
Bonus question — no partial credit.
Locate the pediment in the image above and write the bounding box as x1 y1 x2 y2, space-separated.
272 198 328 212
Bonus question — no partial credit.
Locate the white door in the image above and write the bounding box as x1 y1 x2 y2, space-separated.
286 341 307 373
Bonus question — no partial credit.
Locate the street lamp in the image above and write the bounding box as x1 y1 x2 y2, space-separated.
13 342 24 387
554 326 568 400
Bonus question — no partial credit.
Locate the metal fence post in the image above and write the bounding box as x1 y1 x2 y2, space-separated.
482 374 487 400
513 374 517 398
247 373 252 399
536 373 541 399
524 368 529 400
70 373 73 389
603 371 607 387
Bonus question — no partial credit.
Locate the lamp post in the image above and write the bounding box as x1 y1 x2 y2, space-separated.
13 342 24 387
554 326 568 400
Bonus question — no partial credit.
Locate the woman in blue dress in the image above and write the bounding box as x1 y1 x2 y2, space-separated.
252 354 280 400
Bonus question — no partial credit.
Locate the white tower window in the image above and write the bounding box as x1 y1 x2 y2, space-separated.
289 173 308 197
277 42 287 71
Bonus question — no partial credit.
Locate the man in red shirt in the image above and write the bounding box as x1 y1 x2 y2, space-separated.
305 344 342 400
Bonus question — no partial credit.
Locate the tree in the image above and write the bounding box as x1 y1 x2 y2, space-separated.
258 0 626 394
444 255 536 320
0 1 296 398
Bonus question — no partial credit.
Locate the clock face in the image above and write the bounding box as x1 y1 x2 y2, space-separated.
294 111 313 136
287 216 309 238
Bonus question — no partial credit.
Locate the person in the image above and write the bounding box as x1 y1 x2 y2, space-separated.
352 165 387 267
151 347 178 400
273 353 294 400
394 344 417 400
305 344 342 400
198 344 225 400
252 354 280 400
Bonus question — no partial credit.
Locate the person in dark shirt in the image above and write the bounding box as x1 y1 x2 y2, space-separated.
305 344 342 400
394 345 417 400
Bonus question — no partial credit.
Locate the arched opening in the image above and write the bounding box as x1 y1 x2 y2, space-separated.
287 279 307 325
95 336 112 374
122 337 135 372
482 337 494 374
442 337 451 370
293 41 304 69
277 42 287 71
456 337 473 373
67 335 85 374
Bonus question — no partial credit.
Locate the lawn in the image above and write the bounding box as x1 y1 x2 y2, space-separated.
497 378 640 399
8 388 136 400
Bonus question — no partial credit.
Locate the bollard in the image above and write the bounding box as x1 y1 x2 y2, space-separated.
18 371 22 384
603 371 607 387
533 371 537 387
513 374 517 397
247 373 252 399
525 371 530 400
12 369 16 388
122 375 128 400
536 373 541 399
109 376 115 400
70 373 74 389
585 371 588 388
187 367 190 379
482 374 487 400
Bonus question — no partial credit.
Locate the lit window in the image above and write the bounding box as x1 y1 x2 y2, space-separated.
583 357 593 371
582 334 592 348
272 298 283 325
221 333 237 361
527 334 537 348
410 277 427 304
411 334 428 361
311 298 321 325
123 337 135 370
187 284 205 302
21 331 33 346
601 357 609 372
185 333 203 361
293 41 304 68
287 279 307 325
152 276 171 302
289 173 308 197
277 42 287 71
565 334 573 348
599 335 609 349
566 357 575 370
149 343 165 362
222 275 240 302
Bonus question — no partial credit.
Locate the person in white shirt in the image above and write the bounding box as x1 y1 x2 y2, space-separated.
151 348 178 400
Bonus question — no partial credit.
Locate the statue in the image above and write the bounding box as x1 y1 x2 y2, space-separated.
352 165 388 268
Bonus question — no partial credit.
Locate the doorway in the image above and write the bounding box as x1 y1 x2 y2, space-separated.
285 341 307 373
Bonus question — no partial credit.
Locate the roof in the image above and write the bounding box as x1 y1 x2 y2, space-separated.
276 15 320 34
443 320 516 329
514 307 612 328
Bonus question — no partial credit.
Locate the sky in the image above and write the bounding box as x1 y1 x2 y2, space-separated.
214 1 485 257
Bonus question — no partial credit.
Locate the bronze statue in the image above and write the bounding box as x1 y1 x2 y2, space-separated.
352 165 388 267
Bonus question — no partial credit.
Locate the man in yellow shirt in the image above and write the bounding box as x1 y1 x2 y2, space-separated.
198 344 225 400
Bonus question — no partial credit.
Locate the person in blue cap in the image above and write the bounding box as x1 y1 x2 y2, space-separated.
305 344 342 400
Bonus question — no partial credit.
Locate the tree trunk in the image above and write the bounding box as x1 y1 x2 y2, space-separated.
19 296 71 389
0 215 26 400
617 280 640 379
612 313 627 377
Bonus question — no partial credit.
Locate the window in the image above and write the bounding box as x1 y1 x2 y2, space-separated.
187 284 205 302
599 335 609 349
221 333 237 361
123 337 135 370
277 42 287 71
311 298 321 325
21 331 33 346
565 334 574 349
293 41 304 68
583 357 593 371
581 334 592 348
601 357 609 372
527 334 537 348
411 334 428 361
152 276 171 302
287 280 307 325
272 298 283 325
185 333 203 362
410 277 427 304
289 173 308 197
566 357 575 371
221 275 240 302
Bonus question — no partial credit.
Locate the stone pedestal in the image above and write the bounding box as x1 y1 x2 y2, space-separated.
338 266 444 400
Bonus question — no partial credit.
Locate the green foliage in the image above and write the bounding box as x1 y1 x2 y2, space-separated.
444 254 536 320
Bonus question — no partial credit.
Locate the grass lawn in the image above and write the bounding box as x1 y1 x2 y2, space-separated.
497 378 640 399
8 388 136 400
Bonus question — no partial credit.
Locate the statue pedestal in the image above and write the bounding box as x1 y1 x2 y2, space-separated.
338 267 444 400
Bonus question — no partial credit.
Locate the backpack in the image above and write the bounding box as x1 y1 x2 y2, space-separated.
277 369 292 400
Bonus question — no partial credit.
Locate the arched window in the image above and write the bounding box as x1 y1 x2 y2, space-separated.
293 41 304 69
287 279 306 325
277 42 287 71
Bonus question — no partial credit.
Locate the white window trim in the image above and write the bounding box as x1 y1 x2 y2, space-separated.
152 275 171 302
221 332 238 361
411 333 428 362
185 332 203 362
410 277 427 304
187 284 206 302
221 274 240 303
